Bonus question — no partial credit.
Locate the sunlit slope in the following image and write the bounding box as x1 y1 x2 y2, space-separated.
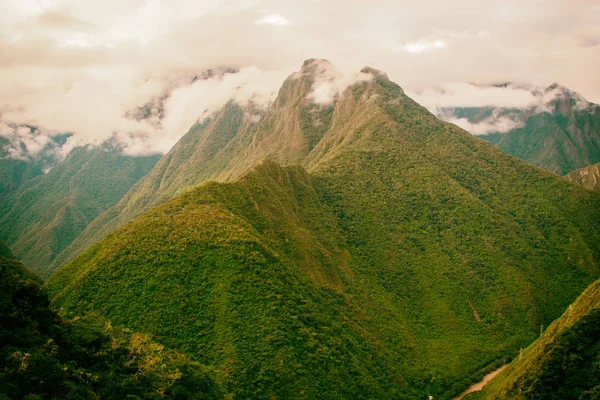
566 162 600 192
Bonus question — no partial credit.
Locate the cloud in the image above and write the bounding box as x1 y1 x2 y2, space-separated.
0 64 288 156
255 14 292 26
404 40 447 54
303 60 374 105
444 115 524 135
409 83 541 110
0 0 598 156
383 39 448 54
157 66 289 154
424 82 598 135
0 123 64 161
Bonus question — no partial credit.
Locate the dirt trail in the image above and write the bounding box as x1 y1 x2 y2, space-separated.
451 365 507 400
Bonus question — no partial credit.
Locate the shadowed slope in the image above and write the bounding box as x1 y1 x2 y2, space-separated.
0 256 221 399
0 240 14 259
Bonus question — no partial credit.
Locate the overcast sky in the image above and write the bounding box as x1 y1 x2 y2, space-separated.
1 0 599 155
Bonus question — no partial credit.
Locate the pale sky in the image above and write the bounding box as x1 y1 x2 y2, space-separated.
1 0 599 154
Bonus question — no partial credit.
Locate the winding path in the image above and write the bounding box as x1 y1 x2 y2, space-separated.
451 365 507 400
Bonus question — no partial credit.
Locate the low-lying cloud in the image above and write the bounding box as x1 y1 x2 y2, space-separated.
0 0 598 157
0 122 65 162
444 115 524 135
411 81 599 135
0 65 289 156
410 83 541 111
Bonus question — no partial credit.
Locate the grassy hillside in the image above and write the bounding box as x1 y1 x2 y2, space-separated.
466 279 600 399
566 162 600 192
0 256 221 399
46 63 600 398
0 143 159 277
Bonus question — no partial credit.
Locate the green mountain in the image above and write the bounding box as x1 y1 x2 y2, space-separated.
443 84 600 175
0 256 221 399
46 61 600 399
466 278 600 400
0 131 69 197
566 162 600 192
0 143 159 277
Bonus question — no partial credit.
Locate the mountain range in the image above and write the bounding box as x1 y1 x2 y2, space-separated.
0 143 159 277
0 130 70 196
439 84 600 175
39 60 600 398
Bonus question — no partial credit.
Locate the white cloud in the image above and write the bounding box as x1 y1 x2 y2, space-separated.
0 123 63 160
403 40 447 54
254 14 292 26
157 66 288 154
410 83 541 110
446 115 524 135
0 0 598 156
304 60 374 105
423 82 598 136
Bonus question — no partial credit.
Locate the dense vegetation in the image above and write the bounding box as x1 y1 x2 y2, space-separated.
449 85 600 175
45 62 600 399
0 143 159 277
567 162 600 192
0 256 221 399
467 279 600 399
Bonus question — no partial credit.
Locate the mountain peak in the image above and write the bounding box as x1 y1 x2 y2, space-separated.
546 82 562 91
544 82 592 112
360 66 388 80
300 58 334 74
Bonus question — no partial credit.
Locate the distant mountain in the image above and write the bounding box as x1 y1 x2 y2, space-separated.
0 143 159 277
0 256 221 399
467 278 600 399
46 60 600 399
440 84 600 175
566 162 600 192
0 129 70 196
